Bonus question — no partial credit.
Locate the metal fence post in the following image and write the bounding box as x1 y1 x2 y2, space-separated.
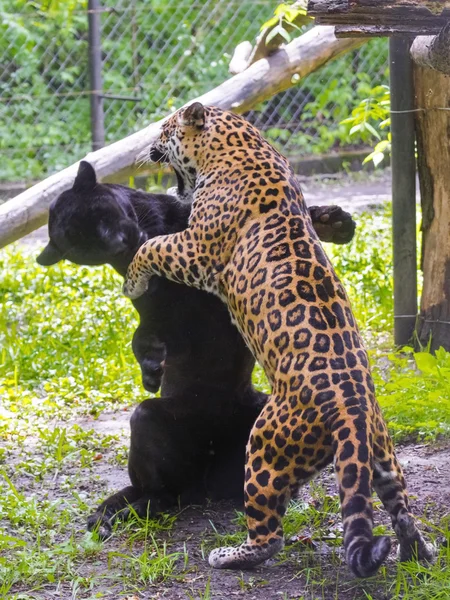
389 38 417 346
88 0 105 150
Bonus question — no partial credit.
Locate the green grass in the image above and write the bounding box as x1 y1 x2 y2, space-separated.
0 205 450 597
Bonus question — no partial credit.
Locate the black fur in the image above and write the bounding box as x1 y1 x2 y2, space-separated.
37 161 356 538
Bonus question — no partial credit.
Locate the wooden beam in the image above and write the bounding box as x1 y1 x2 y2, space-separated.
309 0 450 16
335 25 441 37
308 0 450 35
0 26 365 249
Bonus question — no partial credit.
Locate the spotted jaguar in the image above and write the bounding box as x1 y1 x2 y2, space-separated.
123 103 434 576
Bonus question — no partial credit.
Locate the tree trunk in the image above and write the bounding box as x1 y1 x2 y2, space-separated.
414 66 450 351
0 26 364 249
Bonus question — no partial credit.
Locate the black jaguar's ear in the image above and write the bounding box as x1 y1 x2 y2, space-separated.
73 161 97 192
36 240 63 266
179 102 206 129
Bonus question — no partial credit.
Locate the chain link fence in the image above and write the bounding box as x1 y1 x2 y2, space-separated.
0 0 388 187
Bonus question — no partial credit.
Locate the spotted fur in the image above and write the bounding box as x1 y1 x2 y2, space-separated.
123 104 434 576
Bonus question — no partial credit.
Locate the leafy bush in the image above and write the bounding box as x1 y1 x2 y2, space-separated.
376 347 450 441
326 205 393 332
341 84 391 167
262 38 389 156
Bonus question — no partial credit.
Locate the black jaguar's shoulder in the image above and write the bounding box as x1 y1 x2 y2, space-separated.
124 188 190 237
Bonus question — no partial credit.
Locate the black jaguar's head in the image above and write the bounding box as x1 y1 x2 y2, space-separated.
37 161 144 268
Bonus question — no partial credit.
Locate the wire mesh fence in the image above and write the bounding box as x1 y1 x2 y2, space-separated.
0 0 389 186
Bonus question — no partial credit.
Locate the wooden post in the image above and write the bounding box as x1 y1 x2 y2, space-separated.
414 66 450 351
390 38 417 346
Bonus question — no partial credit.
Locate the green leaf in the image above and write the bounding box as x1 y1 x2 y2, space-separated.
364 122 381 140
372 152 385 167
260 14 279 30
414 352 437 375
266 24 291 45
349 124 362 136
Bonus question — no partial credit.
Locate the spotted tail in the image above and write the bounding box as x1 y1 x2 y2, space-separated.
333 430 391 577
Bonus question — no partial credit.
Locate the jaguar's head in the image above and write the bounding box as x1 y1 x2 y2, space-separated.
142 103 212 205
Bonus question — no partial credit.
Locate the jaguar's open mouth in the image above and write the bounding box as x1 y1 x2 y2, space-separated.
174 169 185 196
149 147 166 163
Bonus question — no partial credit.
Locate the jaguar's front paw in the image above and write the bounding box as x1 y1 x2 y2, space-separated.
310 205 356 245
87 512 113 541
123 275 149 299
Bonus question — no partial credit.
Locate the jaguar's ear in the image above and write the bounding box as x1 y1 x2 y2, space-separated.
73 161 97 193
36 240 63 266
178 102 206 129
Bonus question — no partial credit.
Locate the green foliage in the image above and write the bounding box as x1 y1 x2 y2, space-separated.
1 0 263 182
0 245 142 410
341 84 391 167
326 205 393 332
375 347 450 441
264 40 389 157
0 0 91 180
261 2 311 45
108 534 183 585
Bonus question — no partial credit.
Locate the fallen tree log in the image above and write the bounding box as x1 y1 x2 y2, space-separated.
0 26 364 249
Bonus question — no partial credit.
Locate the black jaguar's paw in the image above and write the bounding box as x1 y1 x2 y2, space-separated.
141 360 164 393
310 205 356 245
87 512 113 541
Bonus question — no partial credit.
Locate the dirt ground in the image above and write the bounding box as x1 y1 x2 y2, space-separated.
78 410 449 600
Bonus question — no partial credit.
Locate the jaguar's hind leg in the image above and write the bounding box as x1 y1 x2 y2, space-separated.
333 425 391 578
209 395 323 570
373 438 435 563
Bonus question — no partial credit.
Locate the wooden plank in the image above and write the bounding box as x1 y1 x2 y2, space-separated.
309 0 450 15
309 0 450 31
335 25 440 36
